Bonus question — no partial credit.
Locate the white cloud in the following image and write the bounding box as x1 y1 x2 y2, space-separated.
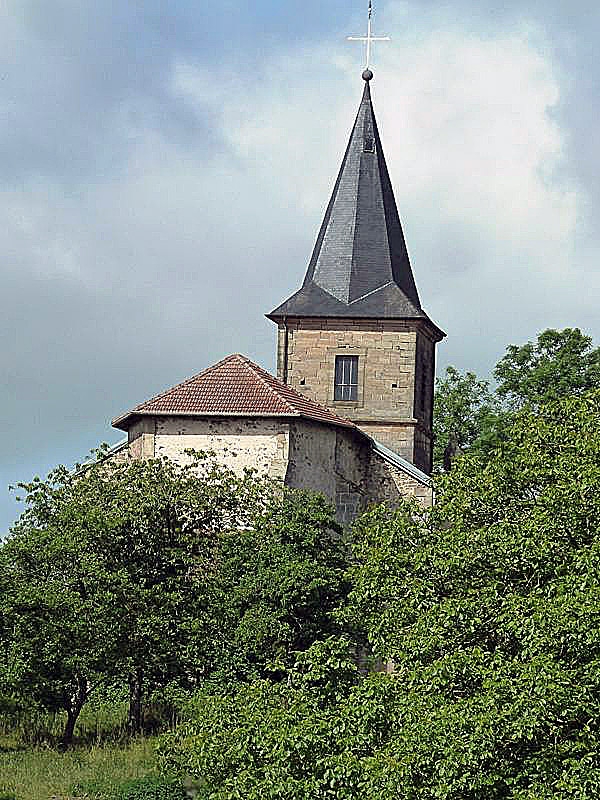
168 11 580 372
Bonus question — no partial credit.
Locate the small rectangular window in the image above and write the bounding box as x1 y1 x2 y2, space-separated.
334 355 359 401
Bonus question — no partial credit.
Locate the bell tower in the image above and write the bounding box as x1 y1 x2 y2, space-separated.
267 71 444 474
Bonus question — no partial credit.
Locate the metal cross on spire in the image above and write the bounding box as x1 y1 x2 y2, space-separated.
347 1 390 74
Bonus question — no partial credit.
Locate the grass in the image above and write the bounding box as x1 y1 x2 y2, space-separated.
0 695 132 749
0 737 160 800
0 697 178 800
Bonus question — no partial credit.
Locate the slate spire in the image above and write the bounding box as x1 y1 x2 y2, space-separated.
269 73 434 323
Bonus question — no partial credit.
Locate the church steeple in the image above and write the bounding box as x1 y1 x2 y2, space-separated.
267 69 445 475
269 73 437 326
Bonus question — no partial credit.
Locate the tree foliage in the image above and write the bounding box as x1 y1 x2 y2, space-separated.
157 640 366 800
159 390 600 798
432 366 497 471
350 388 600 797
433 327 600 471
494 327 600 409
0 454 262 743
0 453 348 745
206 493 350 685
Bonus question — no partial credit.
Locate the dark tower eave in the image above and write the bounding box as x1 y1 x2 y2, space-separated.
267 279 445 341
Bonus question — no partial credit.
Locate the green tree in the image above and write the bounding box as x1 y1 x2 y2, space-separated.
206 491 351 685
494 327 600 409
0 451 351 746
433 329 600 470
157 639 365 800
0 512 123 747
0 453 269 745
344 388 600 797
432 366 497 472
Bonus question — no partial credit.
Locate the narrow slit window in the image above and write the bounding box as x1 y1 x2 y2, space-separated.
334 355 359 401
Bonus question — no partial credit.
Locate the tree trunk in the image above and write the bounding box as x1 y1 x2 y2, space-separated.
128 668 144 735
61 708 79 748
443 434 461 472
61 675 89 748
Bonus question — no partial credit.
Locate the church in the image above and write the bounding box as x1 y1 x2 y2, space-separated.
111 69 445 523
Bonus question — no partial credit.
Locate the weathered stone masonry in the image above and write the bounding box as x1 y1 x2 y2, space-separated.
125 412 432 523
276 318 437 473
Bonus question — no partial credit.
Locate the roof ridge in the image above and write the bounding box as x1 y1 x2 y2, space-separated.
244 357 357 424
348 280 394 305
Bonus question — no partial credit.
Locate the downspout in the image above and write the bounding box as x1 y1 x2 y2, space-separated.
282 316 289 384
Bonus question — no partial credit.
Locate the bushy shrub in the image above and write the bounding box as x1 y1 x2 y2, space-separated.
114 776 186 800
157 639 393 799
157 671 415 799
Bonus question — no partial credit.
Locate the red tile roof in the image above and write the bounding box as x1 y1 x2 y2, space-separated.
112 353 357 432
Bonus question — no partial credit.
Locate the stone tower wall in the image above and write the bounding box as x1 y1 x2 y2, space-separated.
277 318 436 473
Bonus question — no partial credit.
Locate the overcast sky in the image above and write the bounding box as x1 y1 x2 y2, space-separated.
2 0 598 532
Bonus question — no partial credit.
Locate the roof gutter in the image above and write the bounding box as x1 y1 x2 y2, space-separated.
112 409 356 432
